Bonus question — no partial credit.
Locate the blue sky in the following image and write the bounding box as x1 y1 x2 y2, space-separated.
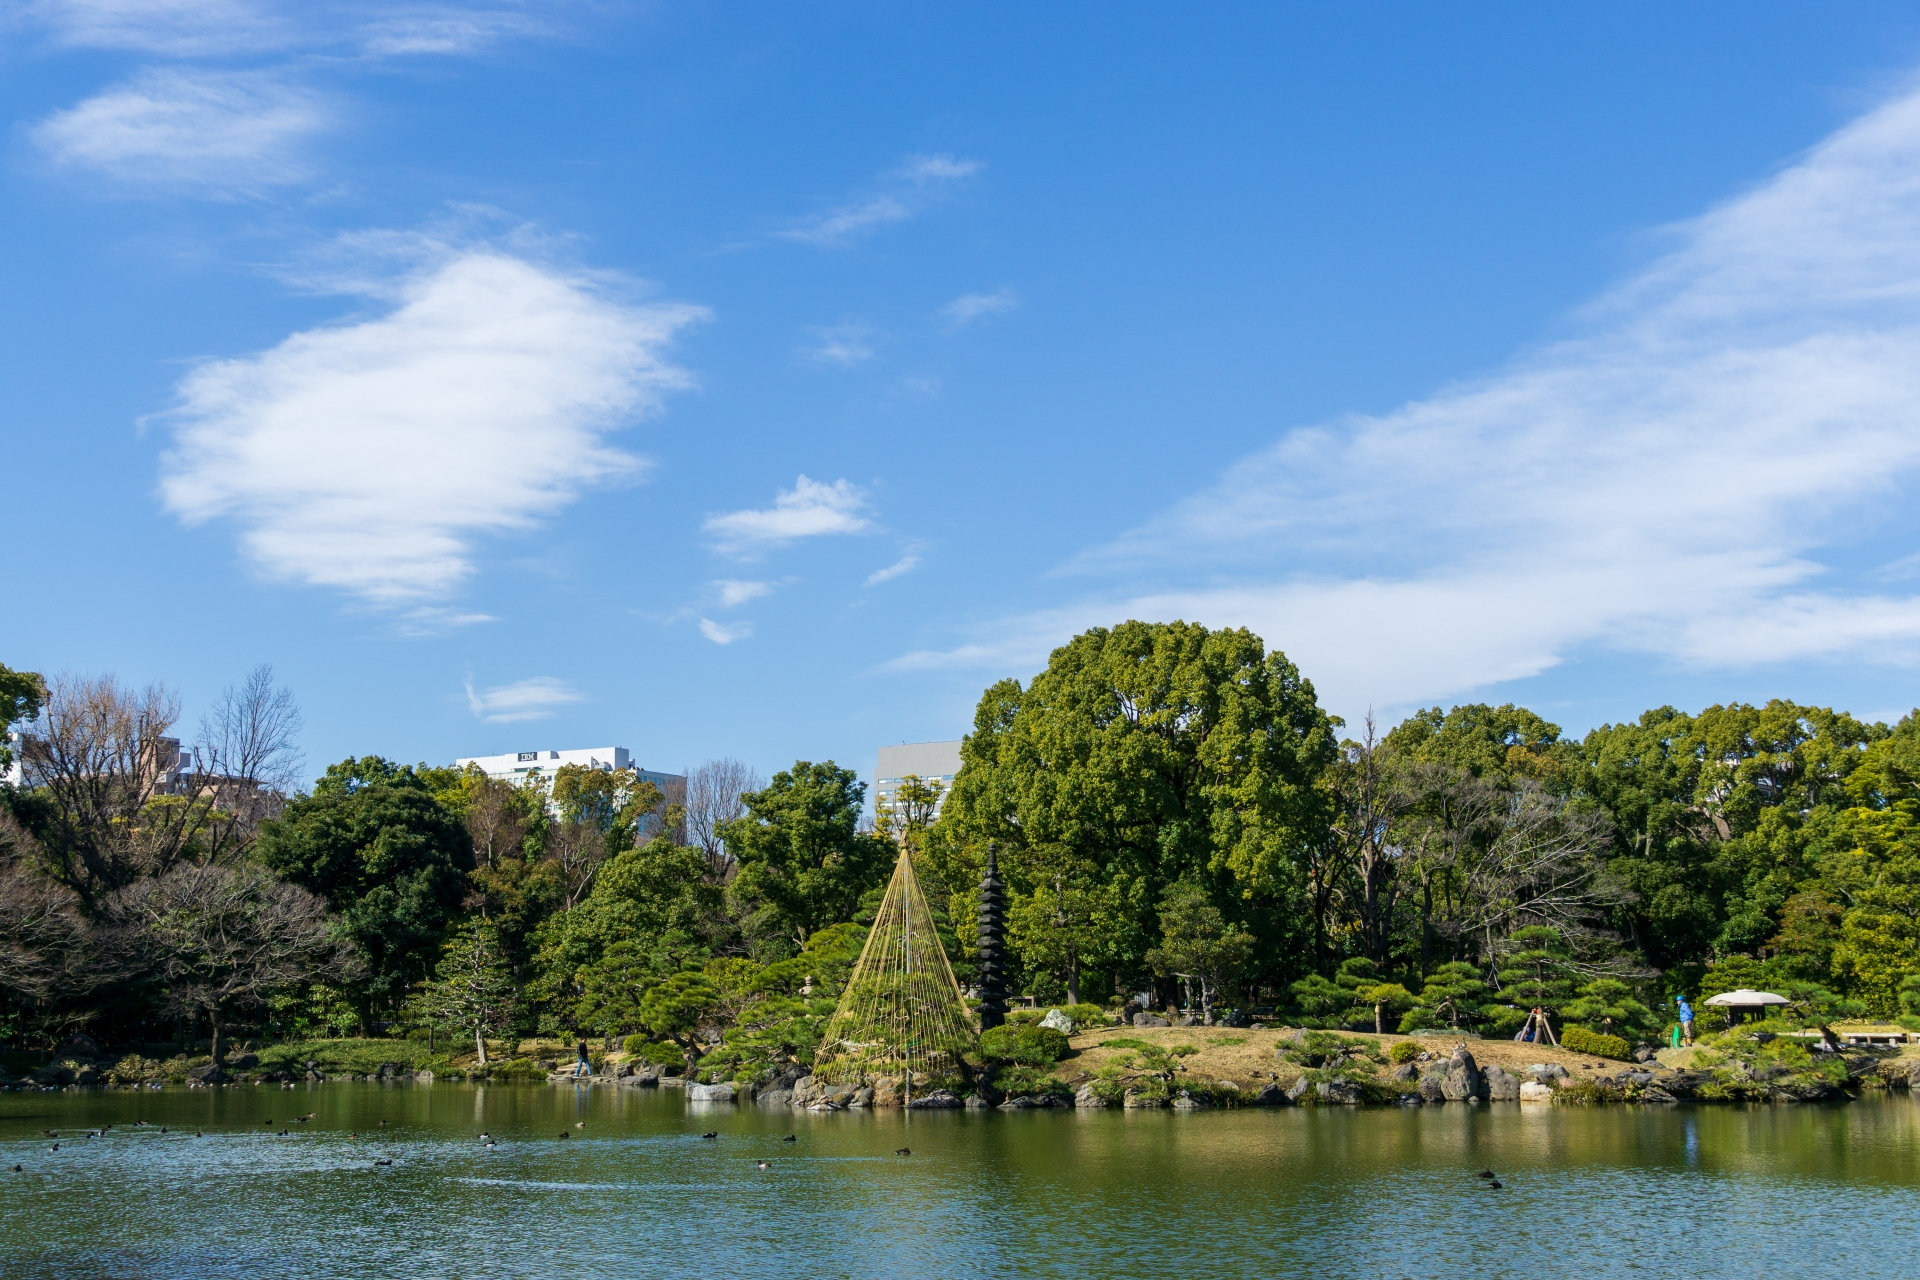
11 3 1920 788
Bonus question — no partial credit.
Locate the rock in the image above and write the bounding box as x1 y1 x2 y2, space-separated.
1133 1013 1171 1028
1638 1086 1679 1103
1040 1008 1077 1034
415 1070 434 1083
1122 1088 1166 1108
1843 1055 1879 1081
1442 1049 1486 1102
1251 1082 1288 1107
820 1082 858 1106
1285 1075 1315 1103
185 1064 230 1085
1519 1080 1554 1101
1418 1069 1448 1103
53 1032 105 1059
905 1090 961 1110
756 1088 791 1106
376 1062 406 1079
808 1100 840 1111
71 1066 100 1087
1075 1084 1113 1108
1316 1078 1363 1105
658 1075 687 1089
686 1081 737 1102
1527 1063 1568 1080
225 1052 260 1071
999 1095 1044 1109
965 1093 993 1108
1389 1063 1419 1083
1633 1047 1655 1063
788 1075 820 1105
1907 1064 1920 1091
849 1087 874 1108
1172 1089 1211 1109
1623 1070 1655 1086
1483 1064 1521 1101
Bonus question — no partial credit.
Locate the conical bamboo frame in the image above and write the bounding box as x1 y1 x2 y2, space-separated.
813 847 977 1085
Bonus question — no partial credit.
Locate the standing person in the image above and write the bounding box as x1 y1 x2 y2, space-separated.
1676 996 1695 1046
574 1040 592 1078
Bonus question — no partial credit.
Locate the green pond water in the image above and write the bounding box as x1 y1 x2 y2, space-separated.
4 1083 1919 1278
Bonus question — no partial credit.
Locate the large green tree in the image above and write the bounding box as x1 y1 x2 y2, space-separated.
934 620 1337 1001
255 757 471 1030
719 761 891 952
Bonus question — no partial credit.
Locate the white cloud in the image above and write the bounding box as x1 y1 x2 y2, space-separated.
465 675 584 722
703 476 873 556
33 68 330 193
802 325 877 367
159 246 705 602
699 617 751 645
941 287 1018 328
897 79 1920 721
865 553 921 586
21 0 297 54
778 152 982 247
358 8 544 55
711 579 775 607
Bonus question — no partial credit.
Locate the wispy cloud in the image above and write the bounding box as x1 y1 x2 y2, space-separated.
159 239 706 603
703 476 873 556
711 579 775 607
895 79 1920 720
864 552 921 586
32 68 330 193
940 287 1018 329
698 617 752 645
802 324 877 367
778 153 983 247
465 675 584 722
21 0 299 55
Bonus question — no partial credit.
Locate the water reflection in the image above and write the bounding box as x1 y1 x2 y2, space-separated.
3 1085 1918 1278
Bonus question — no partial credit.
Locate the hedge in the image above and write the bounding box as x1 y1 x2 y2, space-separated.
1561 1025 1632 1061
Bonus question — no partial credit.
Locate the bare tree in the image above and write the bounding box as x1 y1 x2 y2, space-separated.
463 774 531 869
683 758 762 882
545 820 609 910
23 666 304 912
1324 716 1419 969
111 861 352 1066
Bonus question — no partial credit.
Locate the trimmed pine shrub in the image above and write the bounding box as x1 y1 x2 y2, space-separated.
1561 1025 1632 1061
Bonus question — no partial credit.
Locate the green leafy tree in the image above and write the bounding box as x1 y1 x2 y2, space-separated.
1827 719 1920 1012
407 920 518 1065
1007 856 1139 1005
638 970 723 1069
719 761 891 950
1496 926 1575 1026
1562 976 1655 1039
936 621 1336 1001
1400 961 1489 1031
1143 879 1254 1023
256 757 472 1030
0 663 44 776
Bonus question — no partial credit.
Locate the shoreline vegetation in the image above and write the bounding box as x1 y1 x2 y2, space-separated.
8 621 1920 1117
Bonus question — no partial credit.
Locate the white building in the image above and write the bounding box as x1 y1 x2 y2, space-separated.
874 740 963 823
456 746 684 802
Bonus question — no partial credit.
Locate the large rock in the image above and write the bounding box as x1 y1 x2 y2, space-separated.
1251 1082 1288 1107
185 1063 230 1085
1389 1063 1419 1083
687 1081 737 1102
52 1032 105 1060
905 1090 961 1109
1441 1049 1486 1102
1123 1088 1166 1108
1133 1013 1171 1028
1285 1075 1315 1103
1519 1080 1555 1102
1316 1078 1363 1105
756 1088 792 1106
225 1052 260 1071
71 1065 100 1087
848 1087 874 1108
1075 1083 1113 1108
1418 1069 1448 1103
1172 1089 1212 1109
1040 1008 1077 1034
1483 1064 1520 1101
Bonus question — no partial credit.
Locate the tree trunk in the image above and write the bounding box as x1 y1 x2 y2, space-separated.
475 1028 489 1065
1201 977 1214 1026
210 1012 224 1067
1066 957 1080 1007
1374 1002 1385 1035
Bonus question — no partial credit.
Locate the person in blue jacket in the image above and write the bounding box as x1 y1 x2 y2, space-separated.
1676 995 1695 1046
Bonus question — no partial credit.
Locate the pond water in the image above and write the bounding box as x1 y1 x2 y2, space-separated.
4 1083 1919 1278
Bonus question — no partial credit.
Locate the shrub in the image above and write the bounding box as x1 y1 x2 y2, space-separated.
1387 1041 1422 1065
622 1037 684 1067
1279 1031 1382 1068
994 1065 1073 1099
1098 1036 1151 1051
979 1023 1070 1066
1004 1008 1045 1026
1561 1026 1632 1061
1062 1003 1110 1028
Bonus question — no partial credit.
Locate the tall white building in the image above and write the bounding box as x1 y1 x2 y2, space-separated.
456 746 684 802
874 740 963 823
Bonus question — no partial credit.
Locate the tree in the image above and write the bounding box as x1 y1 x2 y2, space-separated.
1007 858 1139 1005
256 757 471 1030
638 970 722 1069
936 621 1337 1002
1400 961 1488 1031
1144 880 1254 1024
408 921 517 1065
719 761 891 951
1496 926 1575 1023
0 662 45 775
113 861 349 1066
683 758 763 882
21 667 303 913
1319 716 1418 970
1562 976 1655 1039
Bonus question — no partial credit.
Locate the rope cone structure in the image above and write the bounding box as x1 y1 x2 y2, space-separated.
812 848 977 1087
